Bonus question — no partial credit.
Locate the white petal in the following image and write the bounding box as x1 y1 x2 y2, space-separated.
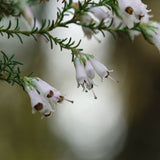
26 86 44 111
75 58 88 86
85 60 95 79
90 58 109 79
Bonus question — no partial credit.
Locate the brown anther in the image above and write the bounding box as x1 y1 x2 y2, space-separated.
138 15 144 20
44 112 51 117
105 71 110 78
57 96 64 103
47 90 54 98
125 7 134 15
91 84 93 89
34 103 43 111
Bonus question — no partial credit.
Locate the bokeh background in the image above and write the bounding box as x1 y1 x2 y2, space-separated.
0 0 160 160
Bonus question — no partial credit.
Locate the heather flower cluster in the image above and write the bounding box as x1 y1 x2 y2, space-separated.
117 0 151 29
1 0 160 118
74 53 117 98
78 5 112 40
24 77 73 117
75 0 160 50
76 0 152 41
111 0 152 40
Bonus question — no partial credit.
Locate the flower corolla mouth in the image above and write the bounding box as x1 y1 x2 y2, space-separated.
34 102 43 111
44 111 52 117
24 77 73 117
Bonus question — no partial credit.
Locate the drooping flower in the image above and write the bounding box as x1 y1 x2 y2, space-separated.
111 14 141 40
90 57 114 81
26 86 54 116
74 57 94 91
80 13 99 40
79 5 113 40
117 0 151 28
24 77 73 117
74 53 117 98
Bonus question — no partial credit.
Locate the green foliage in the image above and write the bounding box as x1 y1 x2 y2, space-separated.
0 0 137 51
0 0 22 20
0 0 158 90
0 51 24 88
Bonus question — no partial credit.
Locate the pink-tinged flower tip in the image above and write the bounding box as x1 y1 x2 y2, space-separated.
54 95 74 104
104 71 119 82
108 75 119 83
64 98 74 103
57 96 74 103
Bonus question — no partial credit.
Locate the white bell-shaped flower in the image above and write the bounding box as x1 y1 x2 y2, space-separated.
26 86 44 112
89 6 112 26
80 6 112 40
25 77 73 117
74 57 88 88
90 58 113 80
